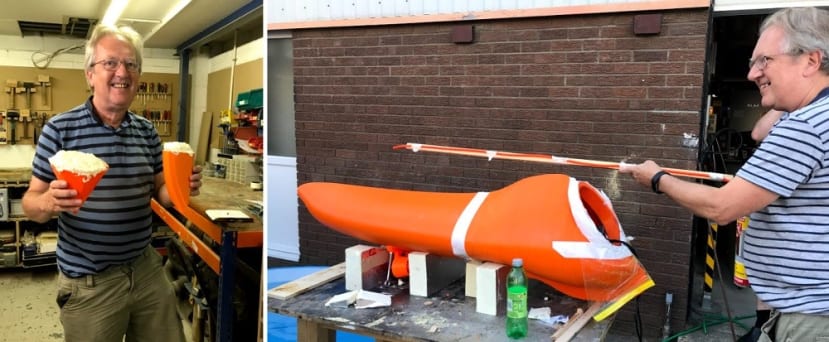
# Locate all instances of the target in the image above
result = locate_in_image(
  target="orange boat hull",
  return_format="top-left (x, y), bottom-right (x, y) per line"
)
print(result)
top-left (298, 174), bottom-right (653, 303)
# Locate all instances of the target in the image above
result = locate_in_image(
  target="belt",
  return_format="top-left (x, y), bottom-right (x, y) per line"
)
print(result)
top-left (60, 247), bottom-right (152, 287)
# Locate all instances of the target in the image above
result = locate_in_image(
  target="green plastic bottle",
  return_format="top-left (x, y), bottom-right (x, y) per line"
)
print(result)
top-left (506, 258), bottom-right (528, 339)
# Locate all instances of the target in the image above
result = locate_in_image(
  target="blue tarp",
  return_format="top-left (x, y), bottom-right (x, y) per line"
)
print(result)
top-left (267, 267), bottom-right (371, 342)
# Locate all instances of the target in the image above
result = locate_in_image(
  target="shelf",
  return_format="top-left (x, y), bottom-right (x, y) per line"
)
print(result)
top-left (0, 178), bottom-right (29, 187)
top-left (5, 216), bottom-right (30, 222)
top-left (21, 251), bottom-right (56, 268)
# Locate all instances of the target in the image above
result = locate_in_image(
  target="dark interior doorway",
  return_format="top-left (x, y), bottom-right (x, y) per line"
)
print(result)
top-left (689, 11), bottom-right (772, 324)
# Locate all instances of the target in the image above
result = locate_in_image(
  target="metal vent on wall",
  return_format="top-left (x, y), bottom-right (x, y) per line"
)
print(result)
top-left (18, 17), bottom-right (96, 38)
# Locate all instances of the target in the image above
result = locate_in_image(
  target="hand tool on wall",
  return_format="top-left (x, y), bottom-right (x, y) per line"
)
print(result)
top-left (22, 82), bottom-right (36, 109)
top-left (5, 80), bottom-right (17, 109)
top-left (138, 82), bottom-right (147, 105)
top-left (394, 142), bottom-right (735, 183)
top-left (32, 112), bottom-right (40, 144)
top-left (20, 110), bottom-right (30, 140)
top-left (37, 75), bottom-right (50, 107)
top-left (15, 87), bottom-right (25, 108)
top-left (5, 88), bottom-right (12, 108)
top-left (33, 112), bottom-right (47, 144)
top-left (0, 112), bottom-right (6, 144)
top-left (6, 110), bottom-right (19, 145)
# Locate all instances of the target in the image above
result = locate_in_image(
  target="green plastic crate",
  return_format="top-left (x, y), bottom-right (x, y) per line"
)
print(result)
top-left (236, 88), bottom-right (263, 110)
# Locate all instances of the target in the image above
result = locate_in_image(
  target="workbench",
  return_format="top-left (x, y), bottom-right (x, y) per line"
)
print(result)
top-left (269, 274), bottom-right (614, 341)
top-left (152, 176), bottom-right (263, 342)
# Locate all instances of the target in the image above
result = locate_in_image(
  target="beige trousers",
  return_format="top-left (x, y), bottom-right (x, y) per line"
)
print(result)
top-left (758, 310), bottom-right (829, 342)
top-left (56, 246), bottom-right (185, 342)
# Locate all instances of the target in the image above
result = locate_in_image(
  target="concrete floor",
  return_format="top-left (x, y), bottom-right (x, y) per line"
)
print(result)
top-left (0, 267), bottom-right (63, 342)
top-left (0, 266), bottom-right (194, 342)
top-left (601, 240), bottom-right (758, 342)
top-left (672, 268), bottom-right (758, 342)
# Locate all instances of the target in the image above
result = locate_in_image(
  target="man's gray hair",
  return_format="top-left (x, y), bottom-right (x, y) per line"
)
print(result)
top-left (83, 24), bottom-right (144, 73)
top-left (761, 7), bottom-right (829, 73)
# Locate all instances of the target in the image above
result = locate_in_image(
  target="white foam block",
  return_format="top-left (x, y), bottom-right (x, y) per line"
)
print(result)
top-left (345, 245), bottom-right (389, 291)
top-left (465, 259), bottom-right (484, 298)
top-left (408, 252), bottom-right (466, 297)
top-left (476, 262), bottom-right (508, 316)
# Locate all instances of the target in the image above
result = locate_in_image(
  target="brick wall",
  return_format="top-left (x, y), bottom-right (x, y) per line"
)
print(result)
top-left (293, 8), bottom-right (709, 338)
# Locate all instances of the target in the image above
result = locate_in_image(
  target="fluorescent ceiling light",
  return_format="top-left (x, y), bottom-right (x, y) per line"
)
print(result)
top-left (101, 0), bottom-right (129, 25)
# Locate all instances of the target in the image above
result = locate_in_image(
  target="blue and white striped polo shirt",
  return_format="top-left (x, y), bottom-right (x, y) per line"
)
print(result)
top-left (31, 97), bottom-right (162, 277)
top-left (737, 90), bottom-right (829, 314)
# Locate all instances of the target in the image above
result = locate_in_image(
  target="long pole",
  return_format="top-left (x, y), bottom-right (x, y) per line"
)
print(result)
top-left (393, 142), bottom-right (733, 183)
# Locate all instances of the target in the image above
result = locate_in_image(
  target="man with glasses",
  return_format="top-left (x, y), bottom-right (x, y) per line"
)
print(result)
top-left (22, 24), bottom-right (200, 341)
top-left (621, 7), bottom-right (829, 341)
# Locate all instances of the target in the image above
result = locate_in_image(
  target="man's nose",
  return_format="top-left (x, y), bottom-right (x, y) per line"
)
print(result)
top-left (114, 61), bottom-right (131, 76)
top-left (747, 65), bottom-right (761, 82)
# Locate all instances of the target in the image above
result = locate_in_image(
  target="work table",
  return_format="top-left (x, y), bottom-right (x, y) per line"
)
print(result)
top-left (269, 274), bottom-right (613, 341)
top-left (190, 176), bottom-right (262, 233)
top-left (152, 175), bottom-right (263, 342)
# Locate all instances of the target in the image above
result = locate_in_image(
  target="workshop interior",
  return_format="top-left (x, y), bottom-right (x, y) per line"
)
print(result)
top-left (0, 1), bottom-right (264, 341)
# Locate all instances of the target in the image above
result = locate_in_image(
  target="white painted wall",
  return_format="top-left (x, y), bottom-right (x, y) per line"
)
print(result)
top-left (0, 35), bottom-right (179, 73)
top-left (267, 0), bottom-right (681, 23)
top-left (713, 0), bottom-right (829, 12)
top-left (266, 155), bottom-right (299, 261)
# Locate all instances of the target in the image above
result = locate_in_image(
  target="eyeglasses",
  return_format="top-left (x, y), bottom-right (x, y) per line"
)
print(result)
top-left (90, 58), bottom-right (140, 72)
top-left (748, 50), bottom-right (804, 71)
top-left (748, 54), bottom-right (785, 71)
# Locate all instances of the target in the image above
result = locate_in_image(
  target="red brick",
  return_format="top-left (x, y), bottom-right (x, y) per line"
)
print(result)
top-left (292, 9), bottom-right (711, 339)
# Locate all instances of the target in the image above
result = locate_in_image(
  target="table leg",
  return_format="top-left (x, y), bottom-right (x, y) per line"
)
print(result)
top-left (297, 319), bottom-right (335, 342)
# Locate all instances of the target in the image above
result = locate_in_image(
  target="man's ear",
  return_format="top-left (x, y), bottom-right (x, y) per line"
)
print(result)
top-left (804, 50), bottom-right (824, 76)
top-left (84, 68), bottom-right (94, 89)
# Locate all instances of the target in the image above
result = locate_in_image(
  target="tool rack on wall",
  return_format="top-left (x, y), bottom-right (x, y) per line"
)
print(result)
top-left (132, 81), bottom-right (174, 137)
top-left (2, 77), bottom-right (52, 146)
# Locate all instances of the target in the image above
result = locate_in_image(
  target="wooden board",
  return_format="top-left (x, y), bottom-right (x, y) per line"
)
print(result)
top-left (553, 301), bottom-right (605, 342)
top-left (268, 263), bottom-right (346, 300)
top-left (195, 111), bottom-right (212, 165)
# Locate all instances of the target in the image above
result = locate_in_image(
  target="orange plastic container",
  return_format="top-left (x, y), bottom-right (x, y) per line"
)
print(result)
top-left (52, 167), bottom-right (108, 202)
top-left (298, 174), bottom-right (653, 305)
top-left (162, 150), bottom-right (194, 208)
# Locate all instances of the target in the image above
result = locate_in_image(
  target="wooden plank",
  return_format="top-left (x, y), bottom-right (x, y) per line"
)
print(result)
top-left (195, 111), bottom-right (212, 166)
top-left (268, 263), bottom-right (346, 300)
top-left (552, 301), bottom-right (605, 342)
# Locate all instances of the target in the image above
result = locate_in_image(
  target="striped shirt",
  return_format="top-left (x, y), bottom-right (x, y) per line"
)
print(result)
top-left (32, 97), bottom-right (162, 277)
top-left (737, 90), bottom-right (829, 314)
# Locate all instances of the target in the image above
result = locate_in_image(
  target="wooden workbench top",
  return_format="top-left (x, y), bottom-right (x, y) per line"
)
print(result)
top-left (269, 276), bottom-right (613, 341)
top-left (189, 176), bottom-right (262, 232)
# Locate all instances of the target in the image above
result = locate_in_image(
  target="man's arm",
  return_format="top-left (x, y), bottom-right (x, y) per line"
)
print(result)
top-left (154, 173), bottom-right (173, 207)
top-left (619, 161), bottom-right (778, 225)
top-left (751, 109), bottom-right (783, 142)
top-left (22, 176), bottom-right (82, 223)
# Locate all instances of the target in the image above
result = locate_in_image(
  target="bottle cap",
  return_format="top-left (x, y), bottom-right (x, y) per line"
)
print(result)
top-left (512, 258), bottom-right (523, 267)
